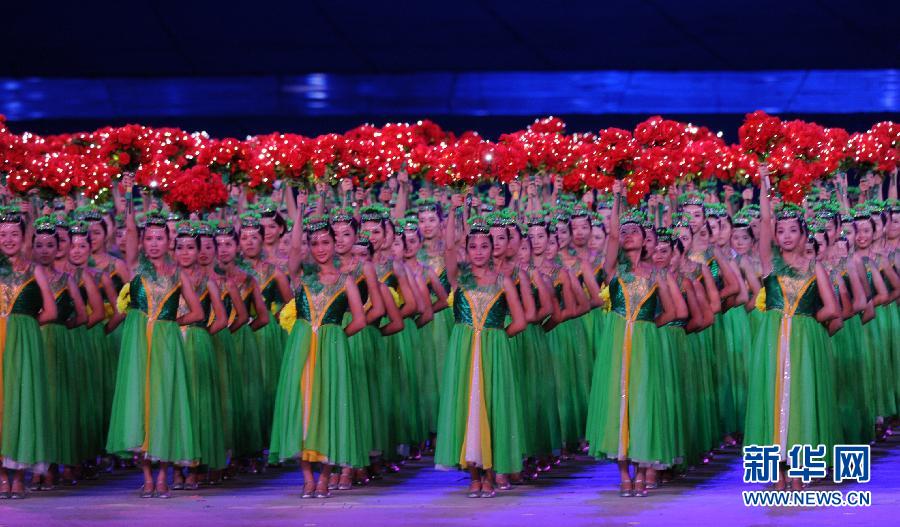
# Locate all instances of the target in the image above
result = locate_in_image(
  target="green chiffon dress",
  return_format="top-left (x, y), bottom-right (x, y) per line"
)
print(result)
top-left (435, 271), bottom-right (523, 474)
top-left (106, 272), bottom-right (198, 465)
top-left (42, 271), bottom-right (78, 467)
top-left (744, 265), bottom-right (840, 465)
top-left (181, 276), bottom-right (227, 470)
top-left (269, 271), bottom-right (367, 468)
top-left (210, 288), bottom-right (242, 458)
top-left (233, 283), bottom-right (266, 457)
top-left (831, 270), bottom-right (875, 445)
top-left (545, 268), bottom-right (587, 448)
top-left (255, 267), bottom-right (288, 445)
top-left (343, 268), bottom-right (376, 458)
top-left (586, 272), bottom-right (670, 467)
top-left (0, 265), bottom-right (53, 472)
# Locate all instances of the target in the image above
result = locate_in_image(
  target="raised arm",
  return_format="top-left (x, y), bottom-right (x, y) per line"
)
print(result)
top-left (444, 194), bottom-right (464, 287)
top-left (758, 164), bottom-right (774, 276)
top-left (287, 190), bottom-right (308, 277)
top-left (602, 181), bottom-right (624, 281)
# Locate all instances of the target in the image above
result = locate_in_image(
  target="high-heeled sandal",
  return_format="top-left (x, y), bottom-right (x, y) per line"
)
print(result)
top-left (315, 481), bottom-right (332, 499)
top-left (140, 482), bottom-right (155, 499)
top-left (327, 473), bottom-right (339, 490)
top-left (633, 479), bottom-right (648, 497)
top-left (338, 474), bottom-right (353, 491)
top-left (479, 483), bottom-right (496, 498)
top-left (155, 482), bottom-right (171, 499)
top-left (10, 485), bottom-right (26, 500)
top-left (300, 481), bottom-right (316, 499)
top-left (0, 480), bottom-right (10, 500)
top-left (467, 480), bottom-right (482, 498)
top-left (495, 474), bottom-right (512, 491)
top-left (619, 481), bottom-right (634, 497)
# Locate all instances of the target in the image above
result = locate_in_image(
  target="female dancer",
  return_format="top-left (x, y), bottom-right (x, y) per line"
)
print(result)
top-left (172, 221), bottom-right (228, 489)
top-left (106, 186), bottom-right (204, 498)
top-left (0, 207), bottom-right (58, 499)
top-left (434, 195), bottom-right (526, 498)
top-left (269, 214), bottom-right (367, 498)
top-left (744, 167), bottom-right (840, 491)
top-left (28, 217), bottom-right (88, 492)
top-left (215, 219), bottom-right (270, 472)
top-left (238, 212), bottom-right (292, 451)
top-left (585, 183), bottom-right (679, 498)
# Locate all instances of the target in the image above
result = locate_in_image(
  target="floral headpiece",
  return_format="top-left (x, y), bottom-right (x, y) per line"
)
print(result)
top-left (851, 205), bottom-right (871, 221)
top-left (257, 199), bottom-right (278, 217)
top-left (703, 203), bottom-right (727, 218)
top-left (211, 219), bottom-right (236, 237)
top-left (196, 221), bottom-right (214, 237)
top-left (304, 214), bottom-right (330, 235)
top-left (360, 204), bottom-right (388, 223)
top-left (143, 210), bottom-right (168, 228)
top-left (355, 231), bottom-right (372, 247)
top-left (656, 227), bottom-right (675, 243)
top-left (621, 208), bottom-right (648, 226)
top-left (671, 212), bottom-right (692, 228)
top-left (812, 200), bottom-right (840, 221)
top-left (0, 206), bottom-right (23, 224)
top-left (68, 220), bottom-right (89, 236)
top-left (678, 191), bottom-right (705, 207)
top-left (774, 203), bottom-right (803, 221)
top-left (329, 207), bottom-right (354, 225)
top-left (415, 198), bottom-right (440, 214)
top-left (571, 205), bottom-right (591, 219)
top-left (175, 220), bottom-right (199, 238)
top-left (76, 206), bottom-right (103, 222)
top-left (467, 215), bottom-right (490, 235)
top-left (33, 215), bottom-right (58, 235)
top-left (402, 216), bottom-right (419, 231)
top-left (167, 210), bottom-right (182, 222)
top-left (239, 212), bottom-right (262, 229)
top-left (525, 211), bottom-right (547, 227)
top-left (738, 204), bottom-right (761, 219)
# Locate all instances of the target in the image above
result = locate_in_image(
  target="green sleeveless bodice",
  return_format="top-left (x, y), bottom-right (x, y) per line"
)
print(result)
top-left (295, 276), bottom-right (349, 327)
top-left (609, 275), bottom-right (659, 322)
top-left (0, 266), bottom-right (43, 319)
top-left (129, 273), bottom-right (182, 321)
top-left (186, 276), bottom-right (212, 328)
top-left (452, 283), bottom-right (509, 330)
top-left (762, 272), bottom-right (822, 317)
top-left (259, 266), bottom-right (284, 313)
top-left (50, 273), bottom-right (76, 324)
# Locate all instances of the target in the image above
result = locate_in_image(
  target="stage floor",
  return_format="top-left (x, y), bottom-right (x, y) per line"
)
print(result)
top-left (3, 435), bottom-right (897, 526)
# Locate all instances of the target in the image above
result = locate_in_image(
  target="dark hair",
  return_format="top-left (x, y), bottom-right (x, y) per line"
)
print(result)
top-left (32, 230), bottom-right (60, 246)
top-left (272, 212), bottom-right (287, 235)
top-left (215, 230), bottom-right (239, 244)
top-left (175, 233), bottom-right (201, 250)
top-left (466, 231), bottom-right (494, 250)
top-left (88, 218), bottom-right (108, 236)
top-left (673, 239), bottom-right (686, 255)
top-left (142, 224), bottom-right (170, 238)
top-left (854, 216), bottom-right (877, 232)
top-left (0, 217), bottom-right (26, 234)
